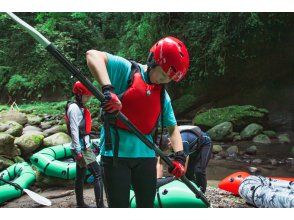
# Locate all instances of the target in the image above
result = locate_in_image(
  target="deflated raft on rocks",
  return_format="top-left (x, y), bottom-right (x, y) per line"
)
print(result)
top-left (0, 162), bottom-right (36, 204)
top-left (30, 139), bottom-right (100, 179)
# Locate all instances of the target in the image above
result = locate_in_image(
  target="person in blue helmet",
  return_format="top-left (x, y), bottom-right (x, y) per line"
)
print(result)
top-left (157, 125), bottom-right (212, 193)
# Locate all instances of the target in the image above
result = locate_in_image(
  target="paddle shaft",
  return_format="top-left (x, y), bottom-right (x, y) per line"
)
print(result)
top-left (7, 13), bottom-right (211, 207)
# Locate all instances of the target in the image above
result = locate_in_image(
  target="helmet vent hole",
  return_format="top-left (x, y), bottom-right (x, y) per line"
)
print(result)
top-left (179, 52), bottom-right (184, 57)
top-left (178, 43), bottom-right (182, 47)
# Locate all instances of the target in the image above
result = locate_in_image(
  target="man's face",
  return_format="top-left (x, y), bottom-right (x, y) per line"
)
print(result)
top-left (149, 66), bottom-right (172, 84)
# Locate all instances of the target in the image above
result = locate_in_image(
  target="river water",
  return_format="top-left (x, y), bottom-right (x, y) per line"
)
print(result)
top-left (207, 140), bottom-right (294, 183)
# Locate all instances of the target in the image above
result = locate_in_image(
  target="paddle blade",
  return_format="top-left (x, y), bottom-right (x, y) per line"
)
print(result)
top-left (23, 189), bottom-right (52, 206)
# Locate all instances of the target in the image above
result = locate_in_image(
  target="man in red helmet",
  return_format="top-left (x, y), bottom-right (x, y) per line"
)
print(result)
top-left (65, 81), bottom-right (104, 208)
top-left (86, 36), bottom-right (190, 208)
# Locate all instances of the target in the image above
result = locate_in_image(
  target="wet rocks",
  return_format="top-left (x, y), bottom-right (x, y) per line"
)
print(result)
top-left (0, 156), bottom-right (14, 171)
top-left (14, 133), bottom-right (44, 156)
top-left (43, 132), bottom-right (71, 147)
top-left (212, 144), bottom-right (223, 154)
top-left (277, 133), bottom-right (291, 144)
top-left (253, 134), bottom-right (271, 144)
top-left (0, 133), bottom-right (19, 158)
top-left (43, 125), bottom-right (67, 137)
top-left (245, 145), bottom-right (257, 155)
top-left (240, 123), bottom-right (263, 140)
top-left (0, 121), bottom-right (23, 137)
top-left (0, 110), bottom-right (28, 126)
top-left (27, 114), bottom-right (43, 126)
top-left (207, 122), bottom-right (233, 141)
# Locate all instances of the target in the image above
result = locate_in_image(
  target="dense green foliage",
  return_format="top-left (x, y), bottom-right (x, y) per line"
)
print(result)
top-left (0, 12), bottom-right (293, 103)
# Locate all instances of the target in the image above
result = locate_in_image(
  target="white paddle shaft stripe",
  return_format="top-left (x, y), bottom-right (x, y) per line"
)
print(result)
top-left (6, 12), bottom-right (51, 48)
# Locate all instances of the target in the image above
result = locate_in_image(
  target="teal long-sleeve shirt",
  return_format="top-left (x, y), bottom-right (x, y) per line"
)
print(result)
top-left (99, 53), bottom-right (177, 158)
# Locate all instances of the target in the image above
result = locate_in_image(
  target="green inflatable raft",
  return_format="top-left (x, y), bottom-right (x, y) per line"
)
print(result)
top-left (0, 162), bottom-right (36, 204)
top-left (129, 177), bottom-right (208, 208)
top-left (30, 139), bottom-right (99, 179)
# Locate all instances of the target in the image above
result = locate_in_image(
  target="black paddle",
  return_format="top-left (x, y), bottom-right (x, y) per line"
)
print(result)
top-left (6, 12), bottom-right (211, 207)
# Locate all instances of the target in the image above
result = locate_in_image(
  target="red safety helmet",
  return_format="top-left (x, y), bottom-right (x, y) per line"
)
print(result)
top-left (148, 36), bottom-right (190, 82)
top-left (72, 81), bottom-right (93, 96)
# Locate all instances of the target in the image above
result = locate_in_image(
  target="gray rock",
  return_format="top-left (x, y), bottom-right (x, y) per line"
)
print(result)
top-left (14, 133), bottom-right (44, 156)
top-left (27, 114), bottom-right (43, 126)
top-left (226, 145), bottom-right (239, 154)
top-left (207, 122), bottom-right (233, 141)
top-left (0, 156), bottom-right (14, 171)
top-left (40, 120), bottom-right (57, 130)
top-left (43, 125), bottom-right (67, 137)
top-left (233, 134), bottom-right (241, 142)
top-left (0, 133), bottom-right (19, 157)
top-left (43, 132), bottom-right (71, 147)
top-left (252, 158), bottom-right (262, 164)
top-left (240, 123), bottom-right (263, 140)
top-left (212, 144), bottom-right (223, 154)
top-left (277, 133), bottom-right (291, 144)
top-left (253, 134), bottom-right (271, 144)
top-left (0, 110), bottom-right (28, 126)
top-left (23, 125), bottom-right (42, 133)
top-left (245, 145), bottom-right (257, 155)
top-left (262, 130), bottom-right (277, 138)
top-left (0, 121), bottom-right (23, 137)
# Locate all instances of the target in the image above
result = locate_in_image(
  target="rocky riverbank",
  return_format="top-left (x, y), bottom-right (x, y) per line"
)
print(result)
top-left (1, 183), bottom-right (250, 208)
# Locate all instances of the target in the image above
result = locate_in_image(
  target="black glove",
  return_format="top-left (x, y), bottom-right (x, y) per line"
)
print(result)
top-left (101, 85), bottom-right (122, 113)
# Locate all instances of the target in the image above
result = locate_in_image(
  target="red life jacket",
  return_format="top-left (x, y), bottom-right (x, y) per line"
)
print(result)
top-left (65, 101), bottom-right (92, 138)
top-left (115, 62), bottom-right (163, 134)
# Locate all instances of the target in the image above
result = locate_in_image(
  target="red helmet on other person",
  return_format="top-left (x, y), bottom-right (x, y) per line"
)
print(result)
top-left (72, 81), bottom-right (93, 96)
top-left (149, 36), bottom-right (190, 82)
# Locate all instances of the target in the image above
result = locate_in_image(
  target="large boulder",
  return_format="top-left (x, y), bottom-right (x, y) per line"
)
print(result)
top-left (23, 125), bottom-right (42, 133)
top-left (245, 145), bottom-right (257, 155)
top-left (262, 130), bottom-right (277, 138)
top-left (14, 133), bottom-right (44, 156)
top-left (193, 105), bottom-right (268, 131)
top-left (40, 120), bottom-right (57, 130)
top-left (207, 122), bottom-right (233, 141)
top-left (43, 132), bottom-right (71, 147)
top-left (253, 134), bottom-right (271, 144)
top-left (0, 133), bottom-right (19, 157)
top-left (0, 110), bottom-right (28, 126)
top-left (0, 156), bottom-right (14, 171)
top-left (27, 114), bottom-right (43, 126)
top-left (22, 125), bottom-right (44, 136)
top-left (43, 124), bottom-right (67, 137)
top-left (212, 144), bottom-right (223, 154)
top-left (35, 170), bottom-right (74, 188)
top-left (277, 133), bottom-right (291, 144)
top-left (226, 145), bottom-right (239, 154)
top-left (240, 123), bottom-right (263, 140)
top-left (0, 121), bottom-right (23, 137)
top-left (173, 94), bottom-right (198, 115)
